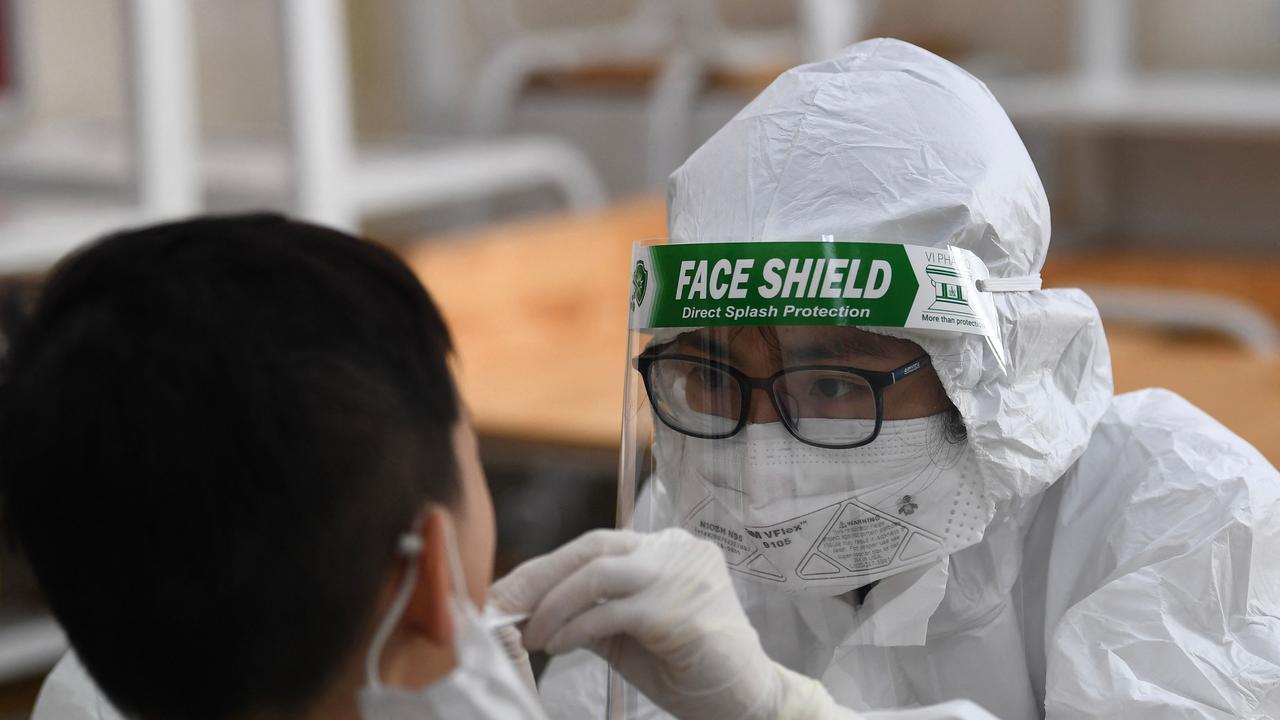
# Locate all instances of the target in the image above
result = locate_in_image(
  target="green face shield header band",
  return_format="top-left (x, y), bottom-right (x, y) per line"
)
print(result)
top-left (628, 240), bottom-right (1006, 365)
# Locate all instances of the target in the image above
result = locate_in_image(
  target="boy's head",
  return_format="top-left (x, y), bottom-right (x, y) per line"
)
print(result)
top-left (0, 215), bottom-right (495, 719)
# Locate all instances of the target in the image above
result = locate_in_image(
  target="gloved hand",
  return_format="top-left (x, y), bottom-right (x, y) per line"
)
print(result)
top-left (490, 527), bottom-right (861, 720)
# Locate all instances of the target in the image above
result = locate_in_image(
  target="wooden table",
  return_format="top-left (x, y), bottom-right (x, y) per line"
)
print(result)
top-left (406, 198), bottom-right (664, 448)
top-left (405, 197), bottom-right (1280, 462)
top-left (1043, 251), bottom-right (1280, 324)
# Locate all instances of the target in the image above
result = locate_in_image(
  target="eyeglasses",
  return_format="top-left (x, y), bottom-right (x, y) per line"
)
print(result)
top-left (635, 351), bottom-right (932, 449)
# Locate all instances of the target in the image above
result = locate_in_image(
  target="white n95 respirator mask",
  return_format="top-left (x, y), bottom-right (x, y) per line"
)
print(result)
top-left (657, 414), bottom-right (994, 596)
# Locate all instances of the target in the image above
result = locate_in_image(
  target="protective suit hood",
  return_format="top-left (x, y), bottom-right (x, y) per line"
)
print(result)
top-left (667, 38), bottom-right (1112, 504)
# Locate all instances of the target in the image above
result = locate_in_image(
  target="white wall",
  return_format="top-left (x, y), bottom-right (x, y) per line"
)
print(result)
top-left (11, 0), bottom-right (1280, 249)
top-left (19, 0), bottom-right (126, 125)
top-left (21, 0), bottom-right (1280, 131)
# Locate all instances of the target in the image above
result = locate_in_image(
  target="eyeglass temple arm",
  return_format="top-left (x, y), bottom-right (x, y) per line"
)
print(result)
top-left (890, 354), bottom-right (933, 384)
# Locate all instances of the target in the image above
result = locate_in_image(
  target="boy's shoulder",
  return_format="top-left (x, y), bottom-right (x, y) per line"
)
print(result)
top-left (32, 652), bottom-right (124, 720)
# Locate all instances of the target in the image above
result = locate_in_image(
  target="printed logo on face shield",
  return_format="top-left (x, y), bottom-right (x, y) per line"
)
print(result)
top-left (925, 265), bottom-right (975, 317)
top-left (897, 495), bottom-right (918, 516)
top-left (631, 260), bottom-right (649, 310)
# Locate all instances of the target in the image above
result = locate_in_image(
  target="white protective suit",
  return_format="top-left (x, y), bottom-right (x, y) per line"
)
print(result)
top-left (539, 39), bottom-right (1280, 719)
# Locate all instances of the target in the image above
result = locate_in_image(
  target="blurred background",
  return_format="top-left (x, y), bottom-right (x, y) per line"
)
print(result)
top-left (0, 0), bottom-right (1278, 714)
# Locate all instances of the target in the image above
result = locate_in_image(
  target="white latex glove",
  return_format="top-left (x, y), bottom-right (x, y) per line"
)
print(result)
top-left (491, 528), bottom-right (861, 720)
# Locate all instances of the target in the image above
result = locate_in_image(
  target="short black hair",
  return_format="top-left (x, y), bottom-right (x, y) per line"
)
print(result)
top-left (0, 215), bottom-right (461, 720)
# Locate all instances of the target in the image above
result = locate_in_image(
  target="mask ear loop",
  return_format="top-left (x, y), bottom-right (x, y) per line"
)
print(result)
top-left (364, 522), bottom-right (426, 691)
top-left (363, 513), bottom-right (472, 691)
top-left (441, 520), bottom-right (471, 608)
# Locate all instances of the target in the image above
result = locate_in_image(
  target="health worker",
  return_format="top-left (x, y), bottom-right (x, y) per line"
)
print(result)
top-left (496, 38), bottom-right (1280, 719)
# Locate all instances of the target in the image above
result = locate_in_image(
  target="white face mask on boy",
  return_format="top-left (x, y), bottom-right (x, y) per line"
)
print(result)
top-left (358, 520), bottom-right (548, 720)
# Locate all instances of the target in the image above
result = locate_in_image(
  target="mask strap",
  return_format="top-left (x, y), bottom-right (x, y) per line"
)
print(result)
top-left (441, 520), bottom-right (471, 606)
top-left (362, 513), bottom-right (472, 691)
top-left (976, 275), bottom-right (1041, 292)
top-left (363, 522), bottom-right (426, 690)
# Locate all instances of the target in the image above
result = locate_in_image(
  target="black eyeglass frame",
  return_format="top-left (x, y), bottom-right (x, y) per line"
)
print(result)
top-left (634, 350), bottom-right (933, 449)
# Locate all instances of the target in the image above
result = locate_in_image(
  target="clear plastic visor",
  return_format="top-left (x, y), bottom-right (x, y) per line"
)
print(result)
top-left (610, 323), bottom-right (995, 718)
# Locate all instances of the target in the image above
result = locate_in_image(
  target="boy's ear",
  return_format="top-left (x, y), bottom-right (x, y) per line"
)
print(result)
top-left (402, 506), bottom-right (454, 647)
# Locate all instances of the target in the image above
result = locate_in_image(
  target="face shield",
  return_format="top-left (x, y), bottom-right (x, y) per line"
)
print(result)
top-left (611, 238), bottom-right (1012, 715)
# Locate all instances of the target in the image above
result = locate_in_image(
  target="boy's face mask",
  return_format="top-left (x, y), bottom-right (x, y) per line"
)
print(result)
top-left (657, 413), bottom-right (994, 596)
top-left (358, 520), bottom-right (547, 720)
